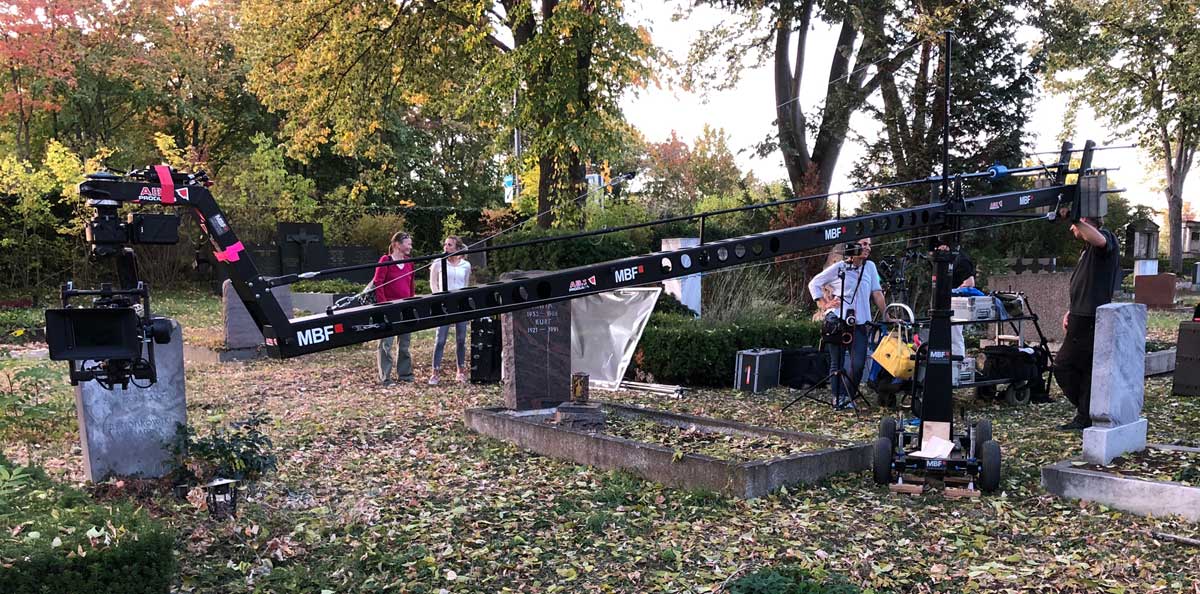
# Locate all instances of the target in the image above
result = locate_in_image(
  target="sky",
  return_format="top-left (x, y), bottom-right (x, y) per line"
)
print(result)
top-left (618, 1), bottom-right (1191, 215)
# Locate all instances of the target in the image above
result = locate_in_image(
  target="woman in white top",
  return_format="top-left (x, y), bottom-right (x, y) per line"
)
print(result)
top-left (429, 235), bottom-right (472, 384)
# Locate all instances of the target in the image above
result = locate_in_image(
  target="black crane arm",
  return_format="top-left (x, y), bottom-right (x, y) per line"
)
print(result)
top-left (75, 143), bottom-right (1100, 361)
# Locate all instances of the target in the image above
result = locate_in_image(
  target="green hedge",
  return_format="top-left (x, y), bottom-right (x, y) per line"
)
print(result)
top-left (633, 314), bottom-right (821, 387)
top-left (0, 456), bottom-right (175, 594)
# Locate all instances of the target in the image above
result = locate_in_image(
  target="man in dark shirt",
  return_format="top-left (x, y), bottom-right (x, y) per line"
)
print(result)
top-left (1053, 216), bottom-right (1120, 430)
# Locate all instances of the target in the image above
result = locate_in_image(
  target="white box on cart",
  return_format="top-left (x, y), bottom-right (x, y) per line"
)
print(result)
top-left (951, 296), bottom-right (997, 321)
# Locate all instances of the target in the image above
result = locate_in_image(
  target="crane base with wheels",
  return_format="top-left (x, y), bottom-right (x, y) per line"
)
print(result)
top-left (873, 415), bottom-right (1002, 496)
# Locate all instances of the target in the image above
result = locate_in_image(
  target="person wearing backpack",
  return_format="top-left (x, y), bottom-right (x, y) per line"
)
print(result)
top-left (1054, 216), bottom-right (1120, 430)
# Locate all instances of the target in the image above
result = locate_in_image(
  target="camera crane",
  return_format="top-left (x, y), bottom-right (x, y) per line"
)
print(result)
top-left (49, 140), bottom-right (1112, 493)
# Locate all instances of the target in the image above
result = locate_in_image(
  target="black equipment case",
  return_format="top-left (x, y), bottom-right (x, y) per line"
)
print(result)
top-left (734, 348), bottom-right (781, 393)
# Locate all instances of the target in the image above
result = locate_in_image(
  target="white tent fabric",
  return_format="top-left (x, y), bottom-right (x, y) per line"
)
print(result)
top-left (660, 238), bottom-right (701, 315)
top-left (570, 287), bottom-right (662, 390)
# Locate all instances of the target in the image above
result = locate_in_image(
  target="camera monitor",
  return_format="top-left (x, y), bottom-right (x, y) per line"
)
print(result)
top-left (45, 307), bottom-right (142, 361)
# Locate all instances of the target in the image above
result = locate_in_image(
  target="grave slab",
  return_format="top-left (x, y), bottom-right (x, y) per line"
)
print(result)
top-left (465, 402), bottom-right (870, 498)
top-left (75, 319), bottom-right (186, 481)
top-left (1042, 445), bottom-right (1200, 522)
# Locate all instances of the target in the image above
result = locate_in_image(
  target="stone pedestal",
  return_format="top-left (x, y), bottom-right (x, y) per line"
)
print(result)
top-left (554, 403), bottom-right (605, 430)
top-left (75, 319), bottom-right (187, 481)
top-left (222, 279), bottom-right (293, 350)
top-left (501, 272), bottom-right (571, 410)
top-left (1082, 303), bottom-right (1148, 465)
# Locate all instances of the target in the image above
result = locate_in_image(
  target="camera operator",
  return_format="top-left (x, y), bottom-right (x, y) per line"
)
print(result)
top-left (1054, 216), bottom-right (1120, 430)
top-left (808, 238), bottom-right (889, 409)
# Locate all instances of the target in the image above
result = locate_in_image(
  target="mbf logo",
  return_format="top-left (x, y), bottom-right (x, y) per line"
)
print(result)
top-left (1018, 194), bottom-right (1032, 206)
top-left (823, 226), bottom-right (846, 240)
top-left (614, 265), bottom-right (644, 284)
top-left (569, 275), bottom-right (598, 292)
top-left (297, 324), bottom-right (344, 346)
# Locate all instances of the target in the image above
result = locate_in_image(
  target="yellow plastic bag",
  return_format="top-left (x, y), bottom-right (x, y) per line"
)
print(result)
top-left (872, 326), bottom-right (915, 380)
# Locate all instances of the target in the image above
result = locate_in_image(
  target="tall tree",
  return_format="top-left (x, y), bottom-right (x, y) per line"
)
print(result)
top-left (0, 0), bottom-right (86, 160)
top-left (238, 0), bottom-right (656, 227)
top-left (1040, 0), bottom-right (1200, 273)
top-left (686, 0), bottom-right (917, 198)
top-left (855, 1), bottom-right (1037, 208)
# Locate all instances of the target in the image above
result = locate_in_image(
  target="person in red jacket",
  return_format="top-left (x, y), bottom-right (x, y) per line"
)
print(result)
top-left (373, 231), bottom-right (416, 385)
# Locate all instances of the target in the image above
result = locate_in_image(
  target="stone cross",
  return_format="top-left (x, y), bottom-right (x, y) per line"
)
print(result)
top-left (1082, 303), bottom-right (1148, 465)
top-left (75, 319), bottom-right (187, 481)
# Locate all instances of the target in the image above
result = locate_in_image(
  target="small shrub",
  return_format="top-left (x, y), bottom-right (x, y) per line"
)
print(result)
top-left (0, 455), bottom-right (175, 594)
top-left (345, 213), bottom-right (407, 253)
top-left (634, 316), bottom-right (820, 387)
top-left (486, 228), bottom-right (637, 273)
top-left (172, 412), bottom-right (278, 484)
top-left (728, 566), bottom-right (861, 594)
top-left (292, 278), bottom-right (362, 294)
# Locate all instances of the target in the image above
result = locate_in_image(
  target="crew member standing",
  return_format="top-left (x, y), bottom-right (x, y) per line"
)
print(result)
top-left (374, 231), bottom-right (416, 385)
top-left (808, 239), bottom-right (889, 409)
top-left (1054, 216), bottom-right (1120, 430)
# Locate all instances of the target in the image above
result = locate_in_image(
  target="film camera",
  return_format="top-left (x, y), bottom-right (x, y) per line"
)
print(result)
top-left (44, 170), bottom-right (190, 388)
top-left (821, 308), bottom-right (856, 346)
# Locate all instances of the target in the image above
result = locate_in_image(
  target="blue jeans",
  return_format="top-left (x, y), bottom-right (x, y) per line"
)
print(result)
top-left (433, 322), bottom-right (469, 370)
top-left (827, 325), bottom-right (870, 406)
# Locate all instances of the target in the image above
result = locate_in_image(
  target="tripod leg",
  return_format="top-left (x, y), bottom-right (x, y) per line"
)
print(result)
top-left (782, 375), bottom-right (833, 411)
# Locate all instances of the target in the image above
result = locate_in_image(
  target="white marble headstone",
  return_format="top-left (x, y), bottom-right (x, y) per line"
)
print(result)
top-left (1082, 303), bottom-right (1148, 465)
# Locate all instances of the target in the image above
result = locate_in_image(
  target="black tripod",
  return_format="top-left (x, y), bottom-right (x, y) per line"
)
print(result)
top-left (784, 261), bottom-right (872, 412)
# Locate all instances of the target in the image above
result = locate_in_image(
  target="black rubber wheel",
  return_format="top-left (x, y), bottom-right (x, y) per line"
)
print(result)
top-left (878, 417), bottom-right (897, 441)
top-left (1005, 382), bottom-right (1031, 406)
top-left (973, 419), bottom-right (993, 458)
top-left (979, 440), bottom-right (1002, 493)
top-left (873, 437), bottom-right (894, 485)
top-left (975, 385), bottom-right (996, 400)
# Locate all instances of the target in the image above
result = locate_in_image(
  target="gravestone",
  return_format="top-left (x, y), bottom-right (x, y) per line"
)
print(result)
top-left (987, 271), bottom-right (1071, 347)
top-left (223, 280), bottom-right (293, 350)
top-left (1172, 321), bottom-right (1200, 396)
top-left (1082, 303), bottom-right (1149, 465)
top-left (277, 222), bottom-right (329, 275)
top-left (500, 271), bottom-right (571, 410)
top-left (326, 246), bottom-right (379, 283)
top-left (75, 319), bottom-right (186, 481)
top-left (1134, 273), bottom-right (1176, 309)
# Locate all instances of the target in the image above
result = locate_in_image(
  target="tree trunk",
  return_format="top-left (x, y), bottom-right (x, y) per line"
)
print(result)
top-left (1168, 177), bottom-right (1183, 273)
top-left (536, 153), bottom-right (556, 228)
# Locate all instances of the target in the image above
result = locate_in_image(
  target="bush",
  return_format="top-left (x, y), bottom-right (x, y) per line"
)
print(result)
top-left (172, 412), bottom-right (278, 484)
top-left (634, 315), bottom-right (821, 387)
top-left (0, 455), bottom-right (176, 594)
top-left (728, 566), bottom-right (860, 594)
top-left (292, 278), bottom-right (362, 294)
top-left (344, 213), bottom-right (407, 254)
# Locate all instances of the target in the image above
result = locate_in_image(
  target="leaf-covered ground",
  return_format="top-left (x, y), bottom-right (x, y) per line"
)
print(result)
top-left (8, 330), bottom-right (1200, 593)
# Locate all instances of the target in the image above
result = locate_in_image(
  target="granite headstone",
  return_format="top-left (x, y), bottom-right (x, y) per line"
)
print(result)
top-left (987, 271), bottom-right (1071, 347)
top-left (1134, 273), bottom-right (1176, 309)
top-left (1082, 303), bottom-right (1149, 465)
top-left (223, 279), bottom-right (293, 350)
top-left (500, 271), bottom-right (571, 410)
top-left (75, 319), bottom-right (187, 481)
